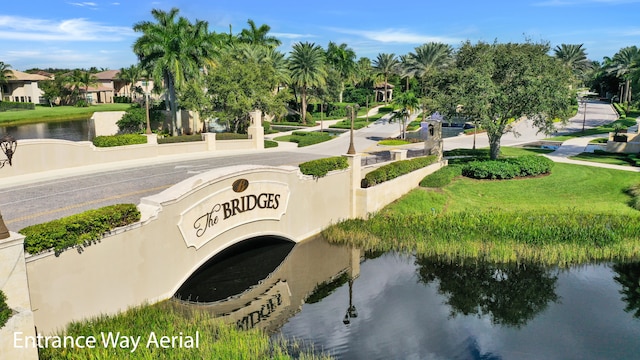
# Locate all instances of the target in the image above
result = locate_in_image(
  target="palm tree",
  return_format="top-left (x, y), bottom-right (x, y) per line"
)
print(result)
top-left (238, 19), bottom-right (281, 48)
top-left (397, 54), bottom-right (416, 92)
top-left (0, 62), bottom-right (13, 101)
top-left (326, 42), bottom-right (356, 103)
top-left (608, 46), bottom-right (640, 111)
top-left (288, 42), bottom-right (327, 124)
top-left (133, 8), bottom-right (218, 135)
top-left (394, 91), bottom-right (419, 139)
top-left (117, 64), bottom-right (144, 101)
top-left (553, 44), bottom-right (592, 86)
top-left (352, 57), bottom-right (374, 88)
top-left (406, 42), bottom-right (453, 95)
top-left (66, 69), bottom-right (98, 104)
top-left (373, 53), bottom-right (399, 103)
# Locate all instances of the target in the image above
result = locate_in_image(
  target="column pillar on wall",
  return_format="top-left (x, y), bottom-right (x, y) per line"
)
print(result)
top-left (0, 232), bottom-right (38, 360)
top-left (344, 154), bottom-right (361, 218)
top-left (390, 149), bottom-right (407, 161)
top-left (248, 109), bottom-right (264, 150)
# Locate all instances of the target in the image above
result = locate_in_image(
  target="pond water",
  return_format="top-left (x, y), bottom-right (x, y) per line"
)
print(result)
top-left (175, 235), bottom-right (640, 360)
top-left (0, 119), bottom-right (92, 141)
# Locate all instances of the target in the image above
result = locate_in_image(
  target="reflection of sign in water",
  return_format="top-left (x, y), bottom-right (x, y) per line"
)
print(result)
top-left (178, 180), bottom-right (290, 248)
top-left (223, 280), bottom-right (292, 331)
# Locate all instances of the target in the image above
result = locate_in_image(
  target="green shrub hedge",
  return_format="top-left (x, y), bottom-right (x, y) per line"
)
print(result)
top-left (290, 131), bottom-right (333, 147)
top-left (299, 156), bottom-right (349, 178)
top-left (92, 134), bottom-right (147, 147)
top-left (216, 133), bottom-right (248, 140)
top-left (462, 155), bottom-right (553, 180)
top-left (20, 204), bottom-right (141, 255)
top-left (0, 101), bottom-right (36, 111)
top-left (157, 134), bottom-right (202, 144)
top-left (0, 290), bottom-right (10, 329)
top-left (420, 165), bottom-right (463, 188)
top-left (614, 102), bottom-right (627, 118)
top-left (362, 156), bottom-right (438, 188)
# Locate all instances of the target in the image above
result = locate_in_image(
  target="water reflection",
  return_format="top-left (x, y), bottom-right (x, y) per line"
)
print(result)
top-left (613, 261), bottom-right (640, 318)
top-left (0, 119), bottom-right (91, 141)
top-left (173, 235), bottom-right (640, 359)
top-left (415, 257), bottom-right (559, 327)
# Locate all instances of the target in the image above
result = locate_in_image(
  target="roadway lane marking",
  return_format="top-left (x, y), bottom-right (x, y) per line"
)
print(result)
top-left (6, 185), bottom-right (169, 225)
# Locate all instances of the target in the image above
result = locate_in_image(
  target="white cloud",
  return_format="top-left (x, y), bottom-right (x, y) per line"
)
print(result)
top-left (271, 32), bottom-right (315, 39)
top-left (0, 16), bottom-right (135, 42)
top-left (330, 27), bottom-right (461, 44)
top-left (68, 2), bottom-right (98, 7)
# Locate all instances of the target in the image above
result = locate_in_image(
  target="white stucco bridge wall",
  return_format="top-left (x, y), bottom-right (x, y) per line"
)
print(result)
top-left (1, 154), bottom-right (445, 359)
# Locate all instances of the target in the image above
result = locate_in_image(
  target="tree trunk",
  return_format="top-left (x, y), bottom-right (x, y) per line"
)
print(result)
top-left (625, 79), bottom-right (631, 113)
top-left (339, 81), bottom-right (344, 103)
top-left (384, 75), bottom-right (388, 104)
top-left (301, 86), bottom-right (307, 125)
top-left (489, 134), bottom-right (501, 160)
top-left (168, 74), bottom-right (179, 136)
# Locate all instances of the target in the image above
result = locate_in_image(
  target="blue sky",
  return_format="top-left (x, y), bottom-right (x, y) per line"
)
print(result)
top-left (1, 0), bottom-right (640, 71)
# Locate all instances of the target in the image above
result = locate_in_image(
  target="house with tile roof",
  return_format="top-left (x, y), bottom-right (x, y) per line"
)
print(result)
top-left (1, 70), bottom-right (52, 104)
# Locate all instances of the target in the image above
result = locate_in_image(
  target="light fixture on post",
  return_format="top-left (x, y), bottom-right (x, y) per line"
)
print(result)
top-left (346, 104), bottom-right (359, 155)
top-left (0, 134), bottom-right (17, 239)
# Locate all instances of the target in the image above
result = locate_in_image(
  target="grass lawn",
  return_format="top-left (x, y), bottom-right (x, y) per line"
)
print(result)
top-left (324, 147), bottom-right (640, 265)
top-left (0, 103), bottom-right (133, 126)
top-left (545, 109), bottom-right (638, 142)
top-left (273, 131), bottom-right (334, 147)
top-left (568, 151), bottom-right (637, 167)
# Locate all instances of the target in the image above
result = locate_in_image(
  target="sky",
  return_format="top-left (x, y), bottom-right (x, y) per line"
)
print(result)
top-left (1, 0), bottom-right (640, 71)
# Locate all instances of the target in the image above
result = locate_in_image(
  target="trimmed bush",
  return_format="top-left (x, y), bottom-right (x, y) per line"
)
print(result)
top-left (0, 101), bottom-right (35, 111)
top-left (20, 204), bottom-right (141, 255)
top-left (93, 134), bottom-right (147, 147)
top-left (300, 156), bottom-right (349, 178)
top-left (0, 290), bottom-right (10, 329)
top-left (420, 165), bottom-right (463, 188)
top-left (462, 155), bottom-right (553, 180)
top-left (216, 132), bottom-right (248, 140)
top-left (362, 156), bottom-right (438, 188)
top-left (157, 134), bottom-right (202, 144)
top-left (264, 139), bottom-right (278, 148)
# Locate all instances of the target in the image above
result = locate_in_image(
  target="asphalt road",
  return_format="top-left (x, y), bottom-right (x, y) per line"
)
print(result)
top-left (1, 101), bottom-right (619, 231)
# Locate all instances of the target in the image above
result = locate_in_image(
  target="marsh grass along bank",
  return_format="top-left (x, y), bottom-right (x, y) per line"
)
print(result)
top-left (324, 161), bottom-right (640, 266)
top-left (37, 301), bottom-right (331, 360)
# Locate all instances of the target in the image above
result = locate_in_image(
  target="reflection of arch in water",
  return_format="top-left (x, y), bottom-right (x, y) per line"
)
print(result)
top-left (175, 235), bottom-right (295, 303)
top-left (172, 235), bottom-right (360, 333)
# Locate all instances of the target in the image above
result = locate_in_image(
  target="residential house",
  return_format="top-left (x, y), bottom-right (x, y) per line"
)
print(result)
top-left (1, 70), bottom-right (52, 104)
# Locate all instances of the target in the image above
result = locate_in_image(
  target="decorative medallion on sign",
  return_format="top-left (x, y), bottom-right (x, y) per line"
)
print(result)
top-left (232, 179), bottom-right (249, 193)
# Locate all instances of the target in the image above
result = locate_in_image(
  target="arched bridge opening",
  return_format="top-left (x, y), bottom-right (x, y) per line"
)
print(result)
top-left (175, 235), bottom-right (295, 303)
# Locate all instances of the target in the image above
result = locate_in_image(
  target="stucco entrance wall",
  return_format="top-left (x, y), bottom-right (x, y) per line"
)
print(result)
top-left (25, 164), bottom-right (352, 334)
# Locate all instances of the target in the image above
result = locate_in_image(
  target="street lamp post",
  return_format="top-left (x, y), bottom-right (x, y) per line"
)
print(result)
top-left (0, 134), bottom-right (17, 239)
top-left (143, 80), bottom-right (152, 135)
top-left (581, 97), bottom-right (587, 133)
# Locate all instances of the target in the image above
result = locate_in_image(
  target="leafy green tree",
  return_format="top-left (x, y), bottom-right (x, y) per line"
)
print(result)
top-left (133, 8), bottom-right (219, 135)
top-left (0, 61), bottom-right (12, 101)
top-left (238, 19), bottom-right (281, 48)
top-left (393, 91), bottom-right (419, 139)
top-left (373, 53), bottom-right (399, 103)
top-left (205, 48), bottom-right (288, 132)
top-left (435, 41), bottom-right (573, 159)
top-left (416, 257), bottom-right (559, 327)
top-left (38, 76), bottom-right (70, 106)
top-left (288, 42), bottom-right (327, 124)
top-left (325, 42), bottom-right (356, 103)
top-left (352, 57), bottom-right (374, 89)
